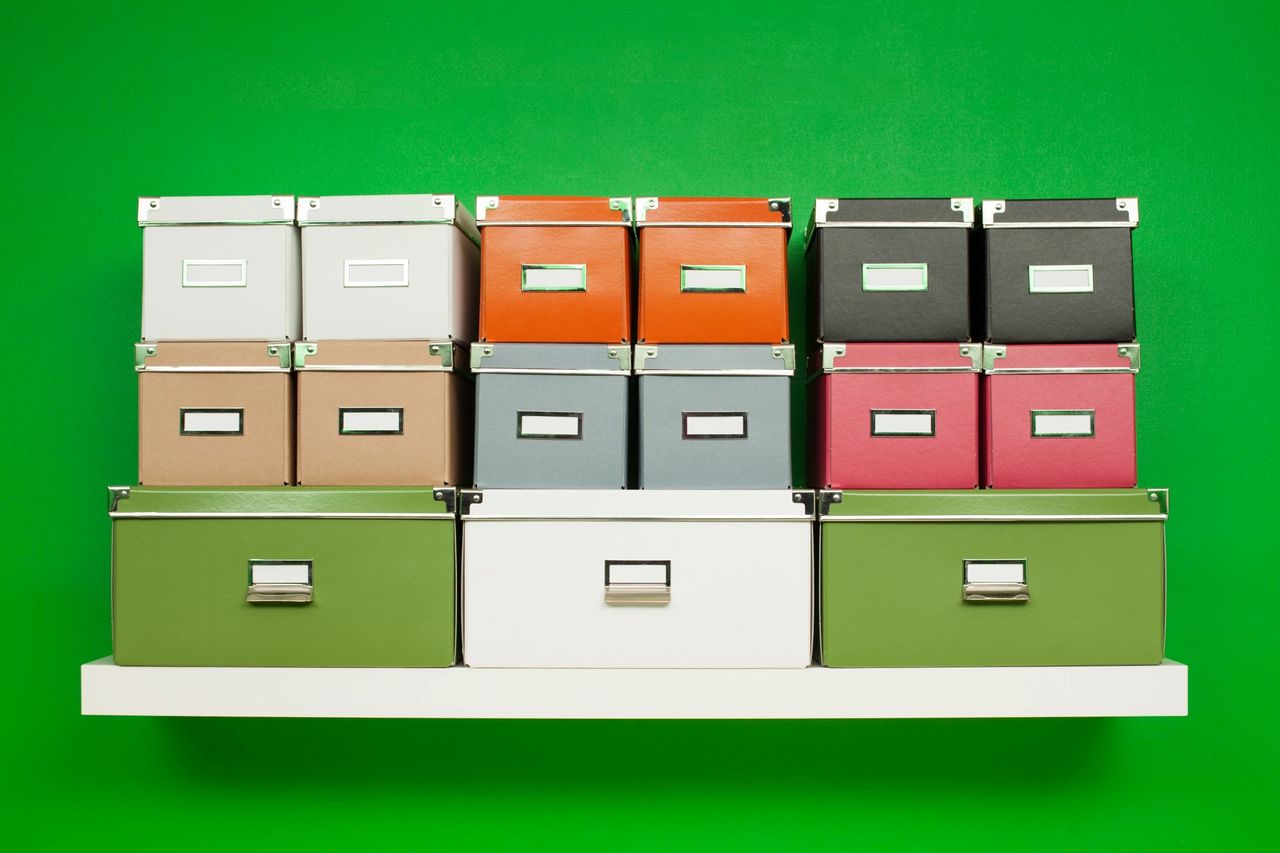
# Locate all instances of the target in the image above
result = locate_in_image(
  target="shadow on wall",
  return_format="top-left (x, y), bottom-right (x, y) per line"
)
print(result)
top-left (158, 715), bottom-right (1114, 794)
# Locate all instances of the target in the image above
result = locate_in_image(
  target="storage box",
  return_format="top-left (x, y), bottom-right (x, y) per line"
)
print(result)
top-left (461, 489), bottom-right (813, 668)
top-left (636, 344), bottom-right (794, 488)
top-left (109, 486), bottom-right (458, 667)
top-left (476, 196), bottom-right (632, 343)
top-left (982, 198), bottom-right (1139, 342)
top-left (294, 341), bottom-right (469, 486)
top-left (811, 343), bottom-right (981, 489)
top-left (805, 198), bottom-right (974, 342)
top-left (297, 194), bottom-right (479, 341)
top-left (819, 489), bottom-right (1167, 667)
top-left (138, 195), bottom-right (300, 341)
top-left (136, 341), bottom-right (294, 486)
top-left (984, 343), bottom-right (1139, 488)
top-left (472, 343), bottom-right (630, 488)
top-left (636, 197), bottom-right (791, 344)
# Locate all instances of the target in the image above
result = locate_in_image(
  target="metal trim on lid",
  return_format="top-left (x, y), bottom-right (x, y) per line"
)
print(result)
top-left (292, 341), bottom-right (458, 372)
top-left (633, 344), bottom-right (796, 376)
top-left (138, 196), bottom-right (296, 226)
top-left (982, 344), bottom-right (1140, 374)
top-left (296, 195), bottom-right (480, 246)
top-left (982, 198), bottom-right (1139, 228)
top-left (469, 343), bottom-right (632, 374)
top-left (634, 197), bottom-right (793, 229)
top-left (474, 196), bottom-right (633, 227)
top-left (816, 343), bottom-right (983, 374)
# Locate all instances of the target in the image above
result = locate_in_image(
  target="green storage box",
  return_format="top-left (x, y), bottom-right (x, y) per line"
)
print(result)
top-left (819, 489), bottom-right (1167, 667)
top-left (109, 486), bottom-right (457, 667)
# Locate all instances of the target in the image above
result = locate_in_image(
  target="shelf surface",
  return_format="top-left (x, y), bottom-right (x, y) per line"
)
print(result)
top-left (81, 657), bottom-right (1187, 719)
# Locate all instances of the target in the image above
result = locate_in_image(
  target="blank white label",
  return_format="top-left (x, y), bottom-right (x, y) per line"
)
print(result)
top-left (683, 413), bottom-right (747, 438)
top-left (345, 259), bottom-right (409, 287)
top-left (862, 263), bottom-right (928, 292)
top-left (518, 413), bottom-right (582, 438)
top-left (965, 562), bottom-right (1026, 584)
top-left (180, 410), bottom-right (243, 434)
top-left (182, 259), bottom-right (246, 287)
top-left (871, 411), bottom-right (935, 436)
top-left (1029, 264), bottom-right (1094, 293)
top-left (1032, 411), bottom-right (1094, 437)
top-left (606, 562), bottom-right (670, 585)
top-left (521, 264), bottom-right (586, 291)
top-left (680, 265), bottom-right (746, 292)
top-left (250, 562), bottom-right (311, 585)
top-left (340, 409), bottom-right (403, 434)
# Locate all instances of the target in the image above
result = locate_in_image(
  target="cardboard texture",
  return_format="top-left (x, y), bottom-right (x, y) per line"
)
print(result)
top-left (637, 197), bottom-right (790, 344)
top-left (820, 489), bottom-right (1166, 667)
top-left (295, 341), bottom-right (470, 486)
top-left (477, 196), bottom-right (632, 342)
top-left (110, 487), bottom-right (457, 667)
top-left (811, 343), bottom-right (980, 489)
top-left (806, 198), bottom-right (973, 342)
top-left (136, 341), bottom-right (293, 486)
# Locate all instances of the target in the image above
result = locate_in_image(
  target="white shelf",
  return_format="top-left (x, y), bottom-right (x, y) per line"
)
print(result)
top-left (80, 657), bottom-right (1187, 719)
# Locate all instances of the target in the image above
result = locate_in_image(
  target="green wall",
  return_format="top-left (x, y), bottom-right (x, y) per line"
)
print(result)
top-left (3, 1), bottom-right (1276, 848)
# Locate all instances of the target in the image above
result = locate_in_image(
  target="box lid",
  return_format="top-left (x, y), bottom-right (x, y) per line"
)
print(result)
top-left (983, 343), bottom-right (1140, 373)
top-left (635, 344), bottom-right (795, 375)
top-left (108, 486), bottom-right (456, 517)
top-left (814, 343), bottom-right (981, 374)
top-left (475, 196), bottom-right (632, 227)
top-left (470, 342), bottom-right (631, 373)
top-left (819, 488), bottom-right (1167, 521)
top-left (805, 197), bottom-right (973, 250)
top-left (460, 488), bottom-right (813, 520)
top-left (635, 197), bottom-right (791, 229)
top-left (134, 341), bottom-right (292, 372)
top-left (138, 195), bottom-right (295, 226)
top-left (296, 194), bottom-right (479, 243)
top-left (982, 198), bottom-right (1139, 228)
top-left (294, 340), bottom-right (458, 371)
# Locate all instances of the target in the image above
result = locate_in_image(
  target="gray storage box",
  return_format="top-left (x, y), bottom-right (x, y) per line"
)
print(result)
top-left (636, 344), bottom-right (794, 488)
top-left (472, 343), bottom-right (630, 488)
top-left (297, 194), bottom-right (480, 341)
top-left (138, 196), bottom-right (301, 341)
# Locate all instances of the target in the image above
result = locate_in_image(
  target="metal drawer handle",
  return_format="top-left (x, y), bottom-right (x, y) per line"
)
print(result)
top-left (962, 560), bottom-right (1028, 603)
top-left (246, 560), bottom-right (313, 605)
top-left (604, 560), bottom-right (671, 607)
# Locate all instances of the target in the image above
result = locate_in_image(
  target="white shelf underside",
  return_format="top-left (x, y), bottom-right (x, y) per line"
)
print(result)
top-left (81, 657), bottom-right (1187, 719)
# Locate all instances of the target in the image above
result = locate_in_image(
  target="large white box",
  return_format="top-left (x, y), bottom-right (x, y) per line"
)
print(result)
top-left (139, 195), bottom-right (300, 341)
top-left (461, 489), bottom-right (814, 668)
top-left (297, 194), bottom-right (479, 340)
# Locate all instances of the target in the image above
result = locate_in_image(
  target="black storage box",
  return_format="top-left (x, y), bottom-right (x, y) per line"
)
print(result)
top-left (982, 198), bottom-right (1139, 343)
top-left (805, 198), bottom-right (974, 343)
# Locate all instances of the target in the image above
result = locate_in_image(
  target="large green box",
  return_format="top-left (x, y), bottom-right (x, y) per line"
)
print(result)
top-left (110, 486), bottom-right (457, 667)
top-left (819, 489), bottom-right (1167, 667)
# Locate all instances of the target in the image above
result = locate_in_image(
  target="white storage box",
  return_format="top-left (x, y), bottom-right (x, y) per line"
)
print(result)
top-left (461, 489), bottom-right (814, 668)
top-left (297, 194), bottom-right (480, 340)
top-left (138, 195), bottom-right (300, 341)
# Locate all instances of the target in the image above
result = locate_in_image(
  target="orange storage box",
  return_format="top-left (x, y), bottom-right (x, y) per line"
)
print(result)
top-left (476, 196), bottom-right (632, 343)
top-left (636, 197), bottom-right (791, 344)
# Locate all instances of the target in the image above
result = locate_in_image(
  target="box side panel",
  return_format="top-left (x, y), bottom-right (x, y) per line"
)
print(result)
top-left (113, 517), bottom-right (455, 666)
top-left (821, 520), bottom-right (1165, 666)
top-left (450, 225), bottom-right (481, 342)
top-left (462, 520), bottom-right (811, 667)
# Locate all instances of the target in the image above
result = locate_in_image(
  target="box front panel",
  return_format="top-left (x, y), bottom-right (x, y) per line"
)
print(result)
top-left (638, 228), bottom-right (789, 343)
top-left (985, 229), bottom-right (1135, 342)
top-left (139, 372), bottom-right (293, 485)
top-left (638, 375), bottom-right (791, 488)
top-left (821, 519), bottom-right (1164, 666)
top-left (816, 229), bottom-right (970, 341)
top-left (822, 373), bottom-right (978, 488)
top-left (113, 517), bottom-right (455, 666)
top-left (479, 227), bottom-right (631, 342)
top-left (142, 225), bottom-right (300, 340)
top-left (985, 373), bottom-right (1136, 487)
top-left (302, 224), bottom-right (464, 340)
top-left (474, 374), bottom-right (627, 488)
top-left (463, 519), bottom-right (812, 667)
top-left (296, 371), bottom-right (462, 486)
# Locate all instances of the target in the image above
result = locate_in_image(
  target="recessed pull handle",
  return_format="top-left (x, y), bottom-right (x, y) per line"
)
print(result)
top-left (246, 560), bottom-right (313, 605)
top-left (963, 560), bottom-right (1028, 603)
top-left (604, 560), bottom-right (671, 607)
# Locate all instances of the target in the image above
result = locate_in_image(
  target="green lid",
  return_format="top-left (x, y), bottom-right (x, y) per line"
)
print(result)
top-left (109, 486), bottom-right (455, 517)
top-left (822, 489), bottom-right (1168, 520)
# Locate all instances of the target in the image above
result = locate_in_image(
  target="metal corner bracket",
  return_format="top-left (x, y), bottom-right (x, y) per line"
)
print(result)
top-left (634, 197), bottom-right (659, 224)
top-left (771, 345), bottom-right (796, 372)
top-left (822, 343), bottom-right (847, 372)
top-left (607, 345), bottom-right (633, 372)
top-left (108, 486), bottom-right (131, 513)
top-left (470, 343), bottom-right (495, 370)
top-left (608, 197), bottom-right (633, 225)
top-left (1117, 343), bottom-right (1141, 372)
top-left (475, 196), bottom-right (500, 222)
top-left (266, 342), bottom-right (292, 369)
top-left (428, 342), bottom-right (455, 369)
top-left (791, 491), bottom-right (815, 516)
top-left (959, 343), bottom-right (983, 371)
top-left (981, 199), bottom-right (1006, 228)
top-left (432, 487), bottom-right (457, 515)
top-left (817, 490), bottom-right (843, 517)
top-left (293, 342), bottom-right (318, 369)
top-left (633, 345), bottom-right (659, 371)
top-left (951, 198), bottom-right (975, 225)
top-left (134, 343), bottom-right (157, 371)
top-left (458, 489), bottom-right (483, 516)
top-left (982, 345), bottom-right (1008, 372)
top-left (1146, 488), bottom-right (1169, 515)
